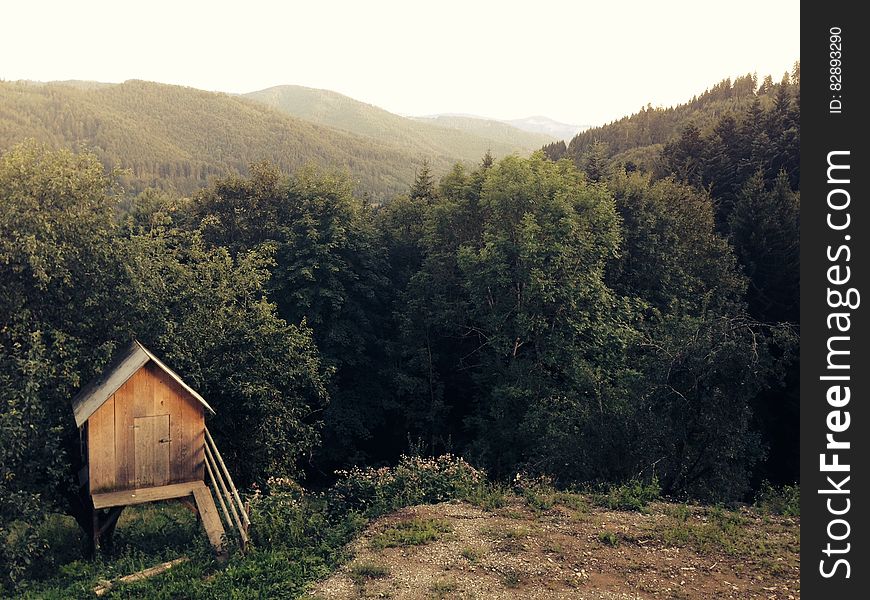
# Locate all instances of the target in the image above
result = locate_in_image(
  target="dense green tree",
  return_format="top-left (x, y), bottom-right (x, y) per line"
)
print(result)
top-left (542, 140), bottom-right (567, 161)
top-left (601, 169), bottom-right (783, 500)
top-left (1, 142), bottom-right (129, 556)
top-left (409, 159), bottom-right (437, 202)
top-left (606, 172), bottom-right (745, 315)
top-left (626, 313), bottom-right (784, 500)
top-left (728, 171), bottom-right (800, 324)
top-left (191, 165), bottom-right (393, 469)
top-left (1, 144), bottom-right (329, 580)
top-left (581, 140), bottom-right (611, 182)
top-left (406, 155), bottom-right (630, 477)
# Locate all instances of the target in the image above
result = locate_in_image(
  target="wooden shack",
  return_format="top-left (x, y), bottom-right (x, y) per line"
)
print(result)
top-left (72, 341), bottom-right (248, 554)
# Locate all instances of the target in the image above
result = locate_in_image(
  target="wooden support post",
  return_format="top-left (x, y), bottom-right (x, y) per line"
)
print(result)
top-left (92, 509), bottom-right (101, 553)
top-left (192, 485), bottom-right (227, 559)
top-left (98, 507), bottom-right (125, 536)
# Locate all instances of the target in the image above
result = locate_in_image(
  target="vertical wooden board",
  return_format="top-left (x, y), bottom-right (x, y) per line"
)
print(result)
top-left (114, 376), bottom-right (135, 489)
top-left (151, 366), bottom-right (192, 483)
top-left (88, 396), bottom-right (116, 493)
top-left (150, 363), bottom-right (178, 422)
top-left (165, 380), bottom-right (186, 483)
top-left (132, 367), bottom-right (155, 418)
top-left (154, 414), bottom-right (170, 486)
top-left (134, 416), bottom-right (155, 487)
top-left (184, 401), bottom-right (205, 481)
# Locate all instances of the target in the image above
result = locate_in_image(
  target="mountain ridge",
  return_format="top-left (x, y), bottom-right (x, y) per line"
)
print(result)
top-left (242, 85), bottom-right (555, 160)
top-left (0, 80), bottom-right (550, 200)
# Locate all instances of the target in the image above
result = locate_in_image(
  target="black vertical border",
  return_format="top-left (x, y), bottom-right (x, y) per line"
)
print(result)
top-left (801, 3), bottom-right (868, 596)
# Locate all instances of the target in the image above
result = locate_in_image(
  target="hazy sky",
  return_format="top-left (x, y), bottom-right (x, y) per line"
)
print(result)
top-left (2, 1), bottom-right (799, 126)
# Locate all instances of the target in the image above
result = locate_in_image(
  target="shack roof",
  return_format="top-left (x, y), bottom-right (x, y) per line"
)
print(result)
top-left (71, 340), bottom-right (215, 428)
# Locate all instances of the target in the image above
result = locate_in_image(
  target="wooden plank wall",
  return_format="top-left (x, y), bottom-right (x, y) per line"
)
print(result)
top-left (151, 364), bottom-right (205, 483)
top-left (88, 363), bottom-right (205, 494)
top-left (88, 396), bottom-right (116, 492)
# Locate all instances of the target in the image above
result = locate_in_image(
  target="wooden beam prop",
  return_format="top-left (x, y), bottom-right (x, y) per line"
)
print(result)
top-left (203, 448), bottom-right (232, 528)
top-left (204, 440), bottom-right (248, 546)
top-left (205, 429), bottom-right (250, 527)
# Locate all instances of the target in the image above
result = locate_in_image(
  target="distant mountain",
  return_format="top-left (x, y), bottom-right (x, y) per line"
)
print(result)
top-left (421, 113), bottom-right (585, 143)
top-left (0, 80), bottom-right (540, 201)
top-left (411, 114), bottom-right (555, 148)
top-left (503, 116), bottom-right (586, 141)
top-left (243, 85), bottom-right (552, 162)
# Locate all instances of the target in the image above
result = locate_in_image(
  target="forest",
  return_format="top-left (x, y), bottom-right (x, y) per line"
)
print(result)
top-left (0, 66), bottom-right (799, 596)
top-left (0, 80), bottom-right (551, 201)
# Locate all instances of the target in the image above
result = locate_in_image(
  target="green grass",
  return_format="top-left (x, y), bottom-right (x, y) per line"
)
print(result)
top-left (501, 568), bottom-right (522, 588)
top-left (370, 518), bottom-right (452, 549)
top-left (662, 503), bottom-right (692, 522)
top-left (554, 492), bottom-right (590, 513)
top-left (593, 479), bottom-right (661, 512)
top-left (4, 470), bottom-right (798, 598)
top-left (429, 577), bottom-right (459, 598)
top-left (465, 483), bottom-right (508, 511)
top-left (459, 545), bottom-right (485, 563)
top-left (655, 505), bottom-right (798, 560)
top-left (480, 524), bottom-right (531, 554)
top-left (543, 538), bottom-right (566, 557)
top-left (349, 561), bottom-right (390, 582)
top-left (11, 496), bottom-right (363, 599)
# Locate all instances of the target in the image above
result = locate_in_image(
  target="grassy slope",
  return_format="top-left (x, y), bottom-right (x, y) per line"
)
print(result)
top-left (243, 85), bottom-right (554, 160)
top-left (18, 494), bottom-right (798, 599)
top-left (312, 499), bottom-right (799, 599)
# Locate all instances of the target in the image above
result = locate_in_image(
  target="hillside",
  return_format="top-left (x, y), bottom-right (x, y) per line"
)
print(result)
top-left (565, 70), bottom-right (797, 170)
top-left (1, 80), bottom-right (513, 200)
top-left (413, 114), bottom-right (557, 147)
top-left (243, 85), bottom-right (553, 160)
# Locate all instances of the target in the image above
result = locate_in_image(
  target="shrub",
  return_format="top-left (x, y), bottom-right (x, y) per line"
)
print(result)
top-left (429, 577), bottom-right (459, 598)
top-left (248, 476), bottom-right (366, 571)
top-left (754, 481), bottom-right (800, 517)
top-left (0, 518), bottom-right (50, 591)
top-left (331, 454), bottom-right (486, 517)
top-left (596, 478), bottom-right (661, 512)
top-left (512, 472), bottom-right (557, 512)
top-left (460, 545), bottom-right (485, 562)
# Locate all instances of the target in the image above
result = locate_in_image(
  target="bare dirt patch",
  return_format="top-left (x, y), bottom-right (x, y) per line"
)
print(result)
top-left (305, 498), bottom-right (799, 600)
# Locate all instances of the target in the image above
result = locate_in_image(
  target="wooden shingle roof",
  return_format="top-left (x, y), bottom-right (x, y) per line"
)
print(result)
top-left (71, 340), bottom-right (215, 427)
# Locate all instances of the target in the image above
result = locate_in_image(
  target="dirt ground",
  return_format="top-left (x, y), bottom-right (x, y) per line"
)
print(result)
top-left (305, 498), bottom-right (799, 600)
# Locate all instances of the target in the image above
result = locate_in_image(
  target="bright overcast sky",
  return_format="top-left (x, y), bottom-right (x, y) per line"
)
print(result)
top-left (2, 1), bottom-right (799, 127)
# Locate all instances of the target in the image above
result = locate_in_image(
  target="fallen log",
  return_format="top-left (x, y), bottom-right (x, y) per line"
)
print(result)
top-left (93, 557), bottom-right (189, 596)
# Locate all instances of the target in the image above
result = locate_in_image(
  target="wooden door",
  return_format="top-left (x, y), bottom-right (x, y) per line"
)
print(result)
top-left (134, 415), bottom-right (171, 488)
